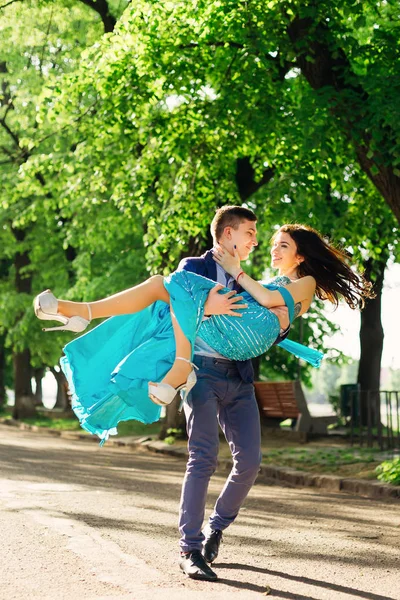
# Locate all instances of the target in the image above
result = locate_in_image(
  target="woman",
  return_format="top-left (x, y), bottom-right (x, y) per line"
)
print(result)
top-left (34, 224), bottom-right (372, 444)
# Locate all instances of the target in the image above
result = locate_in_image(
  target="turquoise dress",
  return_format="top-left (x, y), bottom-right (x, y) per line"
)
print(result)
top-left (61, 271), bottom-right (322, 444)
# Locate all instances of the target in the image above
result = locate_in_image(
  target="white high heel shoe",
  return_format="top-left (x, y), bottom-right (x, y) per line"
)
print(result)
top-left (34, 289), bottom-right (92, 333)
top-left (148, 357), bottom-right (198, 407)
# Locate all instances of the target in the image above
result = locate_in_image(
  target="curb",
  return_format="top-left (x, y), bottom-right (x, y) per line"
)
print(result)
top-left (1, 418), bottom-right (399, 501)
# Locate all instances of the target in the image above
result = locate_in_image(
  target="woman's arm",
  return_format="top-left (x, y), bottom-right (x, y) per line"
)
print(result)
top-left (236, 272), bottom-right (315, 307)
top-left (213, 246), bottom-right (316, 308)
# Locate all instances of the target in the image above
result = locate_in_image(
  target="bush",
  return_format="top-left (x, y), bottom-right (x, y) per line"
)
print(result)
top-left (164, 427), bottom-right (185, 445)
top-left (375, 457), bottom-right (400, 485)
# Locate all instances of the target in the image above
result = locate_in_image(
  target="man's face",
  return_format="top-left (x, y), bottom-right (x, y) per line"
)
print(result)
top-left (222, 219), bottom-right (258, 260)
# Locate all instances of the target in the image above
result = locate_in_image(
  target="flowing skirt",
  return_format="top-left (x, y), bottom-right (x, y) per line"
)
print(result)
top-left (61, 271), bottom-right (215, 444)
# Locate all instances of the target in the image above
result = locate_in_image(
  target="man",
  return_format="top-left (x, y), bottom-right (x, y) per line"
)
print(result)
top-left (177, 206), bottom-right (289, 581)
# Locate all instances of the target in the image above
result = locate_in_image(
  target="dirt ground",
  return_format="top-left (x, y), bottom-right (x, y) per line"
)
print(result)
top-left (0, 424), bottom-right (399, 600)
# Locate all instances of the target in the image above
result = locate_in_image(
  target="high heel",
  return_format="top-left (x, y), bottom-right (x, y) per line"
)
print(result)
top-left (34, 290), bottom-right (92, 333)
top-left (148, 357), bottom-right (198, 407)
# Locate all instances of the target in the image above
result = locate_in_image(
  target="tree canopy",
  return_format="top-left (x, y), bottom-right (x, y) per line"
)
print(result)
top-left (0, 0), bottom-right (399, 409)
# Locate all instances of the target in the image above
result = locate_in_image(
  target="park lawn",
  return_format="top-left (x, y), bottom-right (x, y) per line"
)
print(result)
top-left (259, 445), bottom-right (383, 480)
top-left (0, 411), bottom-right (161, 438)
top-left (167, 434), bottom-right (384, 480)
top-left (216, 436), bottom-right (384, 481)
top-left (0, 412), bottom-right (83, 431)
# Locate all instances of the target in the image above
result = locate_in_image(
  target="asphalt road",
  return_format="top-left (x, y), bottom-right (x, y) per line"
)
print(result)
top-left (0, 424), bottom-right (399, 600)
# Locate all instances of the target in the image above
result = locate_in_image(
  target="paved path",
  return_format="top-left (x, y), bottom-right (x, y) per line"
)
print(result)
top-left (0, 424), bottom-right (399, 600)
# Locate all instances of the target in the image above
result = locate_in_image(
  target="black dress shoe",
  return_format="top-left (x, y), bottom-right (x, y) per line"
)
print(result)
top-left (203, 528), bottom-right (223, 563)
top-left (179, 550), bottom-right (218, 581)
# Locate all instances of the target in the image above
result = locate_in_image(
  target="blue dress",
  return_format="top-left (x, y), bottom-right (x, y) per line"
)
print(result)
top-left (61, 271), bottom-right (322, 444)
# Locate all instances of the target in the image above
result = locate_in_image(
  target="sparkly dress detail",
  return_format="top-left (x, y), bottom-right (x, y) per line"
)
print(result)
top-left (61, 271), bottom-right (322, 444)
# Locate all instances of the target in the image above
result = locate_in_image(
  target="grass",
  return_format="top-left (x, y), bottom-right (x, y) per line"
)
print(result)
top-left (0, 409), bottom-right (161, 438)
top-left (211, 435), bottom-right (390, 480)
top-left (259, 445), bottom-right (384, 479)
top-left (111, 420), bottom-right (161, 437)
top-left (164, 436), bottom-right (389, 480)
top-left (347, 425), bottom-right (400, 436)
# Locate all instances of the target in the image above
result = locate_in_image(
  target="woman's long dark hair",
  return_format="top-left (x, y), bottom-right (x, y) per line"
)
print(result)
top-left (274, 224), bottom-right (374, 309)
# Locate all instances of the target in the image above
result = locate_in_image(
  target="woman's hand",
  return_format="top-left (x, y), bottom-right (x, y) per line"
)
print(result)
top-left (204, 284), bottom-right (248, 317)
top-left (212, 244), bottom-right (241, 278)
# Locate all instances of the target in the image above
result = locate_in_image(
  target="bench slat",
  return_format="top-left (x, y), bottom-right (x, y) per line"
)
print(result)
top-left (254, 382), bottom-right (300, 419)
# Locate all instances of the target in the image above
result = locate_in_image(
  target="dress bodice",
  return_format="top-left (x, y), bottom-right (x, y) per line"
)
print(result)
top-left (198, 275), bottom-right (294, 361)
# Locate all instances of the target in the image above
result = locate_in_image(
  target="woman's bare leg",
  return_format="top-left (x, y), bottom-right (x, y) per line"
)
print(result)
top-left (155, 311), bottom-right (192, 389)
top-left (55, 274), bottom-right (193, 389)
top-left (57, 275), bottom-right (170, 320)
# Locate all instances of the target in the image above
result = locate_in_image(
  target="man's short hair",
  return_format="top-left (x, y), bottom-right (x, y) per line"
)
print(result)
top-left (211, 205), bottom-right (257, 242)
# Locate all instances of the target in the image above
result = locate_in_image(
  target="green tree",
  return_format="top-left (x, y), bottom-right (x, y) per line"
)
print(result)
top-left (2, 0), bottom-right (399, 429)
top-left (0, 0), bottom-right (132, 416)
top-left (34, 1), bottom-right (398, 397)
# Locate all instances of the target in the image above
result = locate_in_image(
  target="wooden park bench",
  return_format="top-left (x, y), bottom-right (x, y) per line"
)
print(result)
top-left (254, 380), bottom-right (337, 435)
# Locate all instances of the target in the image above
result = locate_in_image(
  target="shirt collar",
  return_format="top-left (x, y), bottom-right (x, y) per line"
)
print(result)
top-left (216, 262), bottom-right (235, 287)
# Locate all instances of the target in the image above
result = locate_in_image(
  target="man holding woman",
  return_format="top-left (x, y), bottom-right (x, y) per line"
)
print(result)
top-left (34, 206), bottom-right (371, 582)
top-left (177, 205), bottom-right (290, 581)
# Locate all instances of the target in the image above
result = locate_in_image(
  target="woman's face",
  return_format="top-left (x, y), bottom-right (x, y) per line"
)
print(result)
top-left (270, 231), bottom-right (303, 272)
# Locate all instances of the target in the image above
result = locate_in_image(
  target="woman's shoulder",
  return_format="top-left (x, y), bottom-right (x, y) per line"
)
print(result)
top-left (263, 275), bottom-right (291, 287)
top-left (261, 274), bottom-right (316, 289)
top-left (291, 274), bottom-right (316, 290)
top-left (298, 275), bottom-right (316, 286)
top-left (293, 276), bottom-right (317, 297)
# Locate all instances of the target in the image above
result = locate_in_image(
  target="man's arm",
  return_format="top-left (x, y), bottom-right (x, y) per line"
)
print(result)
top-left (275, 325), bottom-right (290, 343)
top-left (177, 257), bottom-right (197, 273)
top-left (178, 257), bottom-right (247, 317)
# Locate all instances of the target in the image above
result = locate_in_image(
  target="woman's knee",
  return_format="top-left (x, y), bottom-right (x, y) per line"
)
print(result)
top-left (149, 274), bottom-right (164, 287)
top-left (148, 274), bottom-right (168, 302)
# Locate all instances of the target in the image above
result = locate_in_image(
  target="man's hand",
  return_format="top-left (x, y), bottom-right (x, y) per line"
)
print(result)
top-left (269, 306), bottom-right (290, 330)
top-left (204, 284), bottom-right (248, 317)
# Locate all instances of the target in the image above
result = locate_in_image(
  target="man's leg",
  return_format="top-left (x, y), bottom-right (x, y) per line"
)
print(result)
top-left (178, 362), bottom-right (221, 553)
top-left (208, 376), bottom-right (262, 532)
top-left (178, 358), bottom-right (228, 580)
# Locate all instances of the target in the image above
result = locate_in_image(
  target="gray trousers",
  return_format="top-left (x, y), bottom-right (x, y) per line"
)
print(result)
top-left (178, 355), bottom-right (262, 553)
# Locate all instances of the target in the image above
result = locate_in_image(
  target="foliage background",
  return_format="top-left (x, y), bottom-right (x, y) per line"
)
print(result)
top-left (0, 0), bottom-right (399, 412)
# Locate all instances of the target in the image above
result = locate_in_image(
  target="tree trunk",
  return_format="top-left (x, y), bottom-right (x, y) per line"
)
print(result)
top-left (33, 367), bottom-right (45, 406)
top-left (357, 254), bottom-right (387, 425)
top-left (0, 335), bottom-right (6, 409)
top-left (158, 393), bottom-right (186, 440)
top-left (12, 349), bottom-right (36, 419)
top-left (236, 157), bottom-right (275, 201)
top-left (12, 227), bottom-right (36, 419)
top-left (78, 0), bottom-right (116, 33)
top-left (252, 356), bottom-right (261, 381)
top-left (50, 365), bottom-right (70, 410)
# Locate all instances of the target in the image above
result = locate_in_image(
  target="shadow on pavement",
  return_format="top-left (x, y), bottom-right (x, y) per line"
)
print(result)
top-left (218, 563), bottom-right (398, 600)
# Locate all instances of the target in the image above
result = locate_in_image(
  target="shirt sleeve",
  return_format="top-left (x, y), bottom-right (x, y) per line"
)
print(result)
top-left (177, 257), bottom-right (193, 272)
